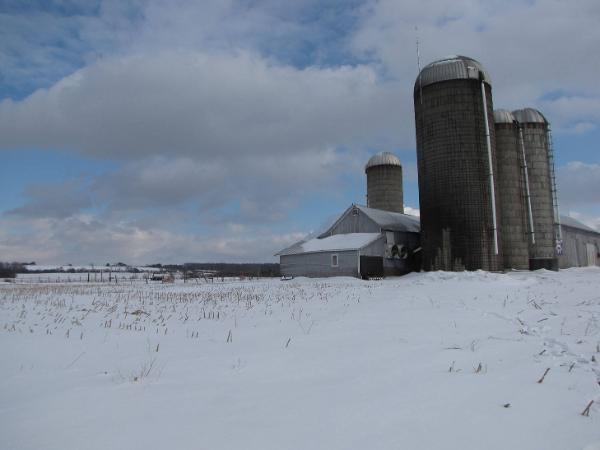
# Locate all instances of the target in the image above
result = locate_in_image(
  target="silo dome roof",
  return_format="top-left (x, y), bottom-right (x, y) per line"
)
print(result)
top-left (365, 152), bottom-right (401, 171)
top-left (494, 109), bottom-right (516, 124)
top-left (415, 55), bottom-right (491, 91)
top-left (512, 108), bottom-right (548, 124)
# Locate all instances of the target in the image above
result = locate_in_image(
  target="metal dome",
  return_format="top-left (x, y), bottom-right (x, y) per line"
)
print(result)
top-left (512, 108), bottom-right (548, 124)
top-left (415, 55), bottom-right (491, 91)
top-left (494, 109), bottom-right (516, 124)
top-left (365, 152), bottom-right (402, 172)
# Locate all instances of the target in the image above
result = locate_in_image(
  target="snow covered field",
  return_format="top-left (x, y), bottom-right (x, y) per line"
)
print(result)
top-left (1, 268), bottom-right (599, 450)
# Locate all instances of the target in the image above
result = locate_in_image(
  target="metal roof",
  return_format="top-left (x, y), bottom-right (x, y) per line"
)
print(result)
top-left (320, 204), bottom-right (420, 236)
top-left (276, 204), bottom-right (421, 256)
top-left (512, 108), bottom-right (548, 124)
top-left (415, 55), bottom-right (491, 91)
top-left (560, 215), bottom-right (599, 234)
top-left (365, 152), bottom-right (401, 171)
top-left (276, 233), bottom-right (383, 256)
top-left (494, 109), bottom-right (516, 124)
top-left (356, 205), bottom-right (421, 232)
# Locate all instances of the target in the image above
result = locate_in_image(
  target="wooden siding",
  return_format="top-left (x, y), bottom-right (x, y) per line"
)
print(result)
top-left (280, 250), bottom-right (359, 278)
top-left (324, 209), bottom-right (380, 235)
top-left (558, 225), bottom-right (600, 268)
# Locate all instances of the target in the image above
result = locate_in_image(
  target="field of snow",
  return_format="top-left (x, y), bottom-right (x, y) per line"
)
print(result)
top-left (1, 268), bottom-right (600, 450)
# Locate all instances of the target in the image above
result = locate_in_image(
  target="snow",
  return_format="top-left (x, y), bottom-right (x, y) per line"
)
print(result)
top-left (24, 264), bottom-right (160, 272)
top-left (352, 205), bottom-right (420, 233)
top-left (1, 268), bottom-right (600, 450)
top-left (286, 232), bottom-right (381, 255)
top-left (560, 215), bottom-right (600, 233)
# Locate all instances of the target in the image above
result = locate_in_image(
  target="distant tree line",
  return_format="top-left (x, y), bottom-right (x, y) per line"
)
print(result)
top-left (0, 261), bottom-right (280, 278)
top-left (151, 263), bottom-right (280, 278)
top-left (0, 262), bottom-right (26, 278)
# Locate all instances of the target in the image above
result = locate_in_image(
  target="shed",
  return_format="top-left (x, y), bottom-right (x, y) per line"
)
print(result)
top-left (558, 215), bottom-right (600, 268)
top-left (277, 233), bottom-right (384, 278)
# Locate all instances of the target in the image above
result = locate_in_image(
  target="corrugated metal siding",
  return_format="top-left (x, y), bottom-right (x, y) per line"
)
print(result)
top-left (558, 225), bottom-right (600, 268)
top-left (280, 250), bottom-right (359, 278)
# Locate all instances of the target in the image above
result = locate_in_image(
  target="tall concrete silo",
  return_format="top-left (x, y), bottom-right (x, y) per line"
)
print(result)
top-left (365, 152), bottom-right (404, 213)
top-left (414, 55), bottom-right (502, 271)
top-left (512, 108), bottom-right (558, 270)
top-left (494, 109), bottom-right (530, 270)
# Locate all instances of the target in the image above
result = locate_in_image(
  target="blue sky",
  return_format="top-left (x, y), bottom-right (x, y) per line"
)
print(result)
top-left (1, 0), bottom-right (599, 264)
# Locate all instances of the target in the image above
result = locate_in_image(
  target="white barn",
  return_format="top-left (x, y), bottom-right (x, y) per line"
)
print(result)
top-left (276, 204), bottom-right (421, 278)
top-left (558, 215), bottom-right (600, 268)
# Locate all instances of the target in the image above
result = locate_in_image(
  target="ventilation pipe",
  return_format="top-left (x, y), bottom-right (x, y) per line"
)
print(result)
top-left (480, 78), bottom-right (499, 255)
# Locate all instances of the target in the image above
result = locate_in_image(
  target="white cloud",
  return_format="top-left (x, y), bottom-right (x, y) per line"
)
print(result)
top-left (562, 211), bottom-right (600, 232)
top-left (6, 179), bottom-right (91, 218)
top-left (0, 50), bottom-right (404, 158)
top-left (352, 0), bottom-right (600, 130)
top-left (557, 162), bottom-right (600, 208)
top-left (404, 206), bottom-right (420, 217)
top-left (1, 0), bottom-right (599, 263)
top-left (0, 214), bottom-right (304, 264)
top-left (0, 47), bottom-right (407, 231)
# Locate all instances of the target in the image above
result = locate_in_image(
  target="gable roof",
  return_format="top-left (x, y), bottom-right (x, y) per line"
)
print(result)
top-left (357, 205), bottom-right (421, 232)
top-left (319, 204), bottom-right (420, 237)
top-left (560, 215), bottom-right (599, 234)
top-left (276, 233), bottom-right (382, 256)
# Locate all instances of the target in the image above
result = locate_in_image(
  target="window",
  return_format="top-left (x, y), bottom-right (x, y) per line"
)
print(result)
top-left (331, 254), bottom-right (339, 267)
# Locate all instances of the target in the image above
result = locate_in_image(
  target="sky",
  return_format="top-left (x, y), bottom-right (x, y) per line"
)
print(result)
top-left (0, 0), bottom-right (599, 265)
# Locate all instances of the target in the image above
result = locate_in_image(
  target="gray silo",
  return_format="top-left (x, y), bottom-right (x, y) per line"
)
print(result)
top-left (414, 55), bottom-right (502, 272)
top-left (512, 108), bottom-right (558, 270)
top-left (365, 152), bottom-right (404, 213)
top-left (494, 109), bottom-right (530, 270)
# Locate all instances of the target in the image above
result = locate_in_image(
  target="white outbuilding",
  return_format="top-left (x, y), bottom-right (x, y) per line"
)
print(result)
top-left (276, 204), bottom-right (421, 278)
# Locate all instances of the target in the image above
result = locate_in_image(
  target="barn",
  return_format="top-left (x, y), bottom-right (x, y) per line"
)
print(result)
top-left (558, 215), bottom-right (600, 268)
top-left (276, 204), bottom-right (421, 278)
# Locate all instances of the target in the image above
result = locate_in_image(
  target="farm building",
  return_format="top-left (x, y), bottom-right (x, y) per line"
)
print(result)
top-left (558, 215), bottom-right (600, 268)
top-left (277, 204), bottom-right (421, 278)
top-left (277, 56), bottom-right (599, 278)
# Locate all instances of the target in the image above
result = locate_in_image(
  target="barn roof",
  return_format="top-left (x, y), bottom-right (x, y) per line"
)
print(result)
top-left (356, 205), bottom-right (420, 232)
top-left (560, 215), bottom-right (599, 234)
top-left (275, 204), bottom-right (420, 257)
top-left (276, 233), bottom-right (382, 256)
top-left (319, 204), bottom-right (420, 237)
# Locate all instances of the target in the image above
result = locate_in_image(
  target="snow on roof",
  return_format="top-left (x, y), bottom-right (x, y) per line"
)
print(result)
top-left (355, 205), bottom-right (421, 232)
top-left (317, 204), bottom-right (420, 239)
top-left (560, 215), bottom-right (599, 234)
top-left (278, 233), bottom-right (382, 256)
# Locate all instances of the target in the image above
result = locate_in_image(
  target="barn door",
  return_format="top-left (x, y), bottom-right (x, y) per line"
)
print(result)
top-left (586, 244), bottom-right (597, 266)
top-left (360, 256), bottom-right (384, 279)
